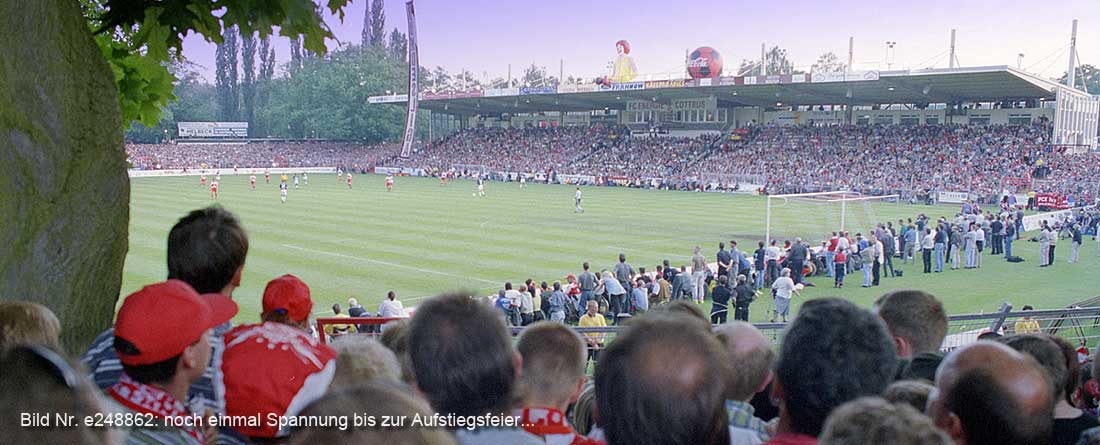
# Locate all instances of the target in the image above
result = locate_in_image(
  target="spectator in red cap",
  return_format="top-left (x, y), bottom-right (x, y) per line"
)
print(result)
top-left (220, 319), bottom-right (337, 441)
top-left (83, 206), bottom-right (249, 423)
top-left (261, 274), bottom-right (313, 330)
top-left (106, 280), bottom-right (238, 445)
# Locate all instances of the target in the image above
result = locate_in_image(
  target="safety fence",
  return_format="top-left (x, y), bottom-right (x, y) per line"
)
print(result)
top-left (315, 305), bottom-right (1100, 357)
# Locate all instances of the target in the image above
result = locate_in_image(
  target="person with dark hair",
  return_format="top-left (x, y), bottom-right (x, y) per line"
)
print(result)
top-left (1014, 305), bottom-right (1041, 334)
top-left (1, 345), bottom-right (116, 445)
top-left (927, 341), bottom-right (1053, 445)
top-left (594, 314), bottom-right (730, 445)
top-left (715, 322), bottom-right (776, 444)
top-left (324, 303), bottom-right (357, 338)
top-left (999, 334), bottom-right (1099, 445)
top-left (671, 265), bottom-right (690, 301)
top-left (710, 275), bottom-right (731, 324)
top-left (765, 298), bottom-right (897, 444)
top-left (717, 242), bottom-right (733, 286)
top-left (407, 294), bottom-right (542, 445)
top-left (82, 206), bottom-right (248, 427)
top-left (577, 262), bottom-right (598, 311)
top-left (613, 252), bottom-right (633, 301)
top-left (873, 290), bottom-right (948, 381)
top-left (106, 280), bottom-right (238, 445)
top-left (733, 275), bottom-right (757, 322)
top-left (515, 322), bottom-right (601, 445)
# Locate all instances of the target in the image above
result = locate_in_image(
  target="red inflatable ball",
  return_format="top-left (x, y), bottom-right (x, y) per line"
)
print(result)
top-left (688, 47), bottom-right (723, 79)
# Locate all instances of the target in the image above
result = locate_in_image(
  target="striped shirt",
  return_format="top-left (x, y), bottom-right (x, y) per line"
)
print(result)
top-left (727, 399), bottom-right (771, 442)
top-left (82, 323), bottom-right (246, 445)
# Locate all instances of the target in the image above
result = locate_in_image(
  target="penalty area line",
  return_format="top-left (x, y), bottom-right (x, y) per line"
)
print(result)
top-left (281, 244), bottom-right (500, 285)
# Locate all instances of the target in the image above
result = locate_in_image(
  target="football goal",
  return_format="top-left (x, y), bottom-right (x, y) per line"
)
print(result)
top-left (764, 191), bottom-right (900, 245)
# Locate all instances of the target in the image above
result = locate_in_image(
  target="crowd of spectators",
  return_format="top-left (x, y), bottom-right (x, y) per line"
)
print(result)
top-left (127, 122), bottom-right (1099, 205)
top-left (704, 123), bottom-right (1098, 201)
top-left (5, 204), bottom-right (1100, 445)
top-left (126, 141), bottom-right (401, 172)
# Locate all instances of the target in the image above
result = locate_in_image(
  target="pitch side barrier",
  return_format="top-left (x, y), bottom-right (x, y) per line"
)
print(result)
top-left (128, 167), bottom-right (337, 178)
top-left (317, 306), bottom-right (1100, 357)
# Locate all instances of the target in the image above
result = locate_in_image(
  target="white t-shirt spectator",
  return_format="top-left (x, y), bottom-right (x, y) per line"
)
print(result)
top-left (378, 299), bottom-right (406, 318)
top-left (773, 277), bottom-right (796, 299)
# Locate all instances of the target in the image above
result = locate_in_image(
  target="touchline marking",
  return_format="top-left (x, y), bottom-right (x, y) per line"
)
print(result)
top-left (281, 244), bottom-right (500, 285)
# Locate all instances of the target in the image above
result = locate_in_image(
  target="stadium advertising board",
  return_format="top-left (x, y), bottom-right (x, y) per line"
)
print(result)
top-left (558, 84), bottom-right (599, 94)
top-left (626, 101), bottom-right (671, 112)
top-left (1035, 193), bottom-right (1070, 210)
top-left (520, 86), bottom-right (558, 95)
top-left (368, 94), bottom-right (408, 104)
top-left (810, 70), bottom-right (881, 83)
top-left (937, 191), bottom-right (970, 204)
top-left (607, 81), bottom-right (645, 91)
top-left (643, 79), bottom-right (685, 89)
top-left (672, 97), bottom-right (716, 110)
top-left (485, 87), bottom-right (520, 97)
top-left (177, 122), bottom-right (248, 138)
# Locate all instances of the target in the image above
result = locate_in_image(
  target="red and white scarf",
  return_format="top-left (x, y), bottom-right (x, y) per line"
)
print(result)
top-left (108, 373), bottom-right (203, 444)
top-left (517, 407), bottom-right (605, 445)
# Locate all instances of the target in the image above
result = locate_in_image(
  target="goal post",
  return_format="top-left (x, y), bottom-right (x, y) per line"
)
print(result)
top-left (765, 191), bottom-right (901, 244)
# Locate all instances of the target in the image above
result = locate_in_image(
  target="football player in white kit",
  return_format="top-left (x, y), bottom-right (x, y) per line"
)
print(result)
top-left (477, 176), bottom-right (486, 197)
top-left (303, 172), bottom-right (308, 185)
top-left (574, 186), bottom-right (584, 213)
top-left (293, 175), bottom-right (299, 190)
top-left (519, 174), bottom-right (527, 190)
top-left (279, 180), bottom-right (288, 203)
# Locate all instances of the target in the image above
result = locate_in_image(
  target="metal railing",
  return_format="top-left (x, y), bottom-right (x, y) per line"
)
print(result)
top-left (316, 306), bottom-right (1100, 354)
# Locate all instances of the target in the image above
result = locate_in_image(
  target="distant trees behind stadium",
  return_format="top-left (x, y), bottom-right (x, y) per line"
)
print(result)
top-left (126, 0), bottom-right (432, 144)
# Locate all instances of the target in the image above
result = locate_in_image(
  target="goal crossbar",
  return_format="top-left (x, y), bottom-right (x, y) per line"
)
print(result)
top-left (764, 191), bottom-right (899, 243)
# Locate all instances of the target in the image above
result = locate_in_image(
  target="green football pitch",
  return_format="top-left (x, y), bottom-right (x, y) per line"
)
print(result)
top-left (123, 174), bottom-right (1099, 323)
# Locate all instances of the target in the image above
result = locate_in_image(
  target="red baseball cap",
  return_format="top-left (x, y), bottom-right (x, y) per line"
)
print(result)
top-left (222, 322), bottom-right (336, 438)
top-left (262, 274), bottom-right (313, 322)
top-left (114, 280), bottom-right (238, 366)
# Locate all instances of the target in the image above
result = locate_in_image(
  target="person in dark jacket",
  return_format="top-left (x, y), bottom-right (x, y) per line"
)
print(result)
top-left (733, 275), bottom-right (757, 321)
top-left (787, 238), bottom-right (808, 285)
top-left (710, 275), bottom-right (732, 324)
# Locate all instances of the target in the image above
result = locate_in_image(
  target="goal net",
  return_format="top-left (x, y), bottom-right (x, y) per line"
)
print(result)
top-left (453, 164), bottom-right (490, 178)
top-left (765, 191), bottom-right (900, 246)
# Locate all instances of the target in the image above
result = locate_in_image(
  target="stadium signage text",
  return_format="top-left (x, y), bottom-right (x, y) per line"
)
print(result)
top-left (626, 101), bottom-right (671, 112)
top-left (519, 86), bottom-right (558, 95)
top-left (936, 191), bottom-right (970, 204)
top-left (643, 79), bottom-right (685, 89)
top-left (607, 82), bottom-right (645, 91)
top-left (178, 122), bottom-right (248, 138)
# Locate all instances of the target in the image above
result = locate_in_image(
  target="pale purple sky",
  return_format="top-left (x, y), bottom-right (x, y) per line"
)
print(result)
top-left (181, 0), bottom-right (1098, 84)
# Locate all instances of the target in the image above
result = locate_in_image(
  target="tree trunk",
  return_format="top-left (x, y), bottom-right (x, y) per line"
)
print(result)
top-left (0, 0), bottom-right (128, 354)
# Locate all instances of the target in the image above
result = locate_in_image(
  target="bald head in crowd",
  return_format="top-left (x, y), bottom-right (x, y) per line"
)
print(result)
top-left (595, 314), bottom-right (729, 445)
top-left (928, 341), bottom-right (1053, 445)
top-left (714, 322), bottom-right (775, 402)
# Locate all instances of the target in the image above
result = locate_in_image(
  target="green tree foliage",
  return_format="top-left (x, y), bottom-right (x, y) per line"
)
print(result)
top-left (1058, 64), bottom-right (1100, 94)
top-left (766, 46), bottom-right (795, 75)
top-left (83, 0), bottom-right (350, 126)
top-left (259, 45), bottom-right (414, 142)
top-left (811, 52), bottom-right (846, 73)
top-left (369, 0), bottom-right (386, 47)
top-left (241, 31), bottom-right (257, 126)
top-left (361, 0), bottom-right (372, 46)
top-left (215, 25), bottom-right (240, 121)
top-left (388, 27), bottom-right (408, 62)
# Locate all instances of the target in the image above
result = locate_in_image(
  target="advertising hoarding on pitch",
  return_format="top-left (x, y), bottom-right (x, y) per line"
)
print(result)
top-left (177, 122), bottom-right (248, 138)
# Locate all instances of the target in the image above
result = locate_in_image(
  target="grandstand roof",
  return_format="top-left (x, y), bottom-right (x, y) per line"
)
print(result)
top-left (371, 66), bottom-right (1065, 115)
